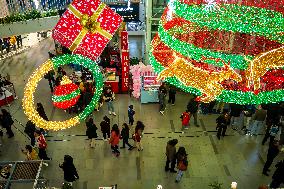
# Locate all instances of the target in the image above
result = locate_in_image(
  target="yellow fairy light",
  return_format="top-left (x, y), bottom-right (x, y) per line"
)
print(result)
top-left (245, 46), bottom-right (284, 90)
top-left (22, 60), bottom-right (80, 131)
top-left (157, 56), bottom-right (242, 102)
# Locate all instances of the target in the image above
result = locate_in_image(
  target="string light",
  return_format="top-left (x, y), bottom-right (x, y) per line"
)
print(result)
top-left (22, 54), bottom-right (103, 131)
top-left (52, 0), bottom-right (123, 61)
top-left (149, 51), bottom-right (284, 104)
top-left (173, 0), bottom-right (284, 43)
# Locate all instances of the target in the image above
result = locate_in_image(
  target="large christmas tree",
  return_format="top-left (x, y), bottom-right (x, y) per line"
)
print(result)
top-left (150, 0), bottom-right (284, 104)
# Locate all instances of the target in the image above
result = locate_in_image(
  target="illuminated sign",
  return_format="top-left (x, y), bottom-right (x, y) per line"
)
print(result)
top-left (109, 3), bottom-right (139, 22)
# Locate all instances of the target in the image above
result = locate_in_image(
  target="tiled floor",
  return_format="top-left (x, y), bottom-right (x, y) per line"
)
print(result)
top-left (0, 38), bottom-right (283, 189)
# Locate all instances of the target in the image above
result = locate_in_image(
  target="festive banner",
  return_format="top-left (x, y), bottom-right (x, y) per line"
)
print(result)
top-left (120, 30), bottom-right (129, 92)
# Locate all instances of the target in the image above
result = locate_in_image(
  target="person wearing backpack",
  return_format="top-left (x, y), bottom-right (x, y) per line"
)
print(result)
top-left (175, 147), bottom-right (188, 183)
top-left (86, 118), bottom-right (98, 148)
top-left (128, 105), bottom-right (135, 126)
top-left (100, 116), bottom-right (110, 141)
top-left (180, 110), bottom-right (190, 130)
top-left (262, 140), bottom-right (280, 176)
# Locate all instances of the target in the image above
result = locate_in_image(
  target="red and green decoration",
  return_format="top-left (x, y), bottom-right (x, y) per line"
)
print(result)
top-left (150, 0), bottom-right (284, 104)
top-left (52, 76), bottom-right (81, 109)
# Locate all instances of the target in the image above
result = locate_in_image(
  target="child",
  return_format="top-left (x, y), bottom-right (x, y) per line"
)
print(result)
top-left (175, 147), bottom-right (188, 183)
top-left (180, 110), bottom-right (190, 130)
top-left (216, 110), bottom-right (231, 140)
top-left (128, 105), bottom-right (135, 126)
top-left (109, 124), bottom-right (120, 157)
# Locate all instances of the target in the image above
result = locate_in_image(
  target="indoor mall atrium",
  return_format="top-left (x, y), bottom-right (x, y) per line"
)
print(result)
top-left (0, 0), bottom-right (283, 188)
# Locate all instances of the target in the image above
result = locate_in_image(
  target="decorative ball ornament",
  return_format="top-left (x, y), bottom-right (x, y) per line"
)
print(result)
top-left (52, 76), bottom-right (81, 109)
top-left (22, 54), bottom-right (103, 131)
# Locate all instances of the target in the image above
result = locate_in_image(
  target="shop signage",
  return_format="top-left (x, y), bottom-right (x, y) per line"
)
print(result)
top-left (110, 3), bottom-right (139, 22)
top-left (120, 30), bottom-right (130, 92)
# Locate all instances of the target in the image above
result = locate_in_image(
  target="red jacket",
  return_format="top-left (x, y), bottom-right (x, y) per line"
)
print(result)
top-left (181, 112), bottom-right (190, 126)
top-left (37, 134), bottom-right (47, 149)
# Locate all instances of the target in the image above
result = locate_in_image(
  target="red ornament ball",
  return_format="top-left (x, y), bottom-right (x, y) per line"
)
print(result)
top-left (52, 76), bottom-right (80, 109)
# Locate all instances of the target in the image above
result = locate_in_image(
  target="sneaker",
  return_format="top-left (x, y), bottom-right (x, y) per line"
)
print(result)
top-left (109, 111), bottom-right (112, 115)
top-left (172, 104), bottom-right (175, 106)
top-left (170, 170), bottom-right (177, 173)
top-left (159, 111), bottom-right (164, 115)
top-left (184, 127), bottom-right (189, 130)
top-left (112, 112), bottom-right (116, 116)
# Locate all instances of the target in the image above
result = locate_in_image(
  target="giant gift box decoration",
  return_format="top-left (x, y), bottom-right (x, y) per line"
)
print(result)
top-left (52, 0), bottom-right (123, 61)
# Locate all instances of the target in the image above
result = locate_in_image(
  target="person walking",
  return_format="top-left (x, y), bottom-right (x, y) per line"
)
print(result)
top-left (248, 105), bottom-right (266, 136)
top-left (86, 118), bottom-right (98, 148)
top-left (24, 121), bottom-right (36, 146)
top-left (134, 121), bottom-right (145, 151)
top-left (44, 70), bottom-right (55, 92)
top-left (263, 124), bottom-right (281, 146)
top-left (262, 140), bottom-right (280, 176)
top-left (159, 83), bottom-right (167, 115)
top-left (165, 139), bottom-right (178, 173)
top-left (100, 116), bottom-right (110, 141)
top-left (229, 103), bottom-right (244, 130)
top-left (36, 103), bottom-right (48, 135)
top-left (216, 110), bottom-right (231, 140)
top-left (187, 96), bottom-right (200, 127)
top-left (243, 104), bottom-right (256, 131)
top-left (270, 160), bottom-right (284, 188)
top-left (128, 105), bottom-right (135, 126)
top-left (175, 147), bottom-right (188, 183)
top-left (103, 87), bottom-right (116, 116)
top-left (180, 110), bottom-right (190, 130)
top-left (168, 85), bottom-right (176, 105)
top-left (120, 123), bottom-right (134, 150)
top-left (34, 130), bottom-right (50, 160)
top-left (109, 124), bottom-right (120, 157)
top-left (59, 155), bottom-right (79, 186)
top-left (21, 145), bottom-right (38, 160)
top-left (1, 109), bottom-right (14, 138)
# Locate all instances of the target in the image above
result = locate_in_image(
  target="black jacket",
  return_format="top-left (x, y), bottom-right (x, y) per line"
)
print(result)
top-left (60, 163), bottom-right (79, 182)
top-left (86, 122), bottom-right (98, 139)
top-left (37, 107), bottom-right (48, 121)
top-left (100, 120), bottom-right (110, 133)
top-left (272, 160), bottom-right (284, 181)
top-left (229, 104), bottom-right (243, 117)
top-left (24, 121), bottom-right (36, 137)
top-left (121, 128), bottom-right (129, 139)
top-left (1, 113), bottom-right (13, 128)
top-left (187, 100), bottom-right (199, 113)
top-left (216, 115), bottom-right (230, 128)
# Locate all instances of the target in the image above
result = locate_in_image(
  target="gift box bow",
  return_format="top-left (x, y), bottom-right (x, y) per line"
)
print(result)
top-left (68, 3), bottom-right (113, 52)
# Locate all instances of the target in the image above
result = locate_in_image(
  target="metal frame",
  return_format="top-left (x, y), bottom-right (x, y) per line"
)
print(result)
top-left (0, 160), bottom-right (48, 189)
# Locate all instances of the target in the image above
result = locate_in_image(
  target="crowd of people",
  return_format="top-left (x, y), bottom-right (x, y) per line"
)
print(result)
top-left (0, 63), bottom-right (283, 187)
top-left (0, 36), bottom-right (23, 56)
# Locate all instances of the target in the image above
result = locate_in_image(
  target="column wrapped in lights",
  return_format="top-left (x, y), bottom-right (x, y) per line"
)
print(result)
top-left (22, 54), bottom-right (103, 131)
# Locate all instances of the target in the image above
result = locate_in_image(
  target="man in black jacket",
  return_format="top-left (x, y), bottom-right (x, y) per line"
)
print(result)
top-left (24, 121), bottom-right (36, 146)
top-left (187, 96), bottom-right (200, 127)
top-left (262, 140), bottom-right (280, 176)
top-left (270, 160), bottom-right (284, 188)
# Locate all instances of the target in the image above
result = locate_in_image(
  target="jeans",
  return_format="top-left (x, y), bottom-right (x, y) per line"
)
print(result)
top-left (263, 154), bottom-right (278, 173)
top-left (249, 120), bottom-right (264, 135)
top-left (175, 170), bottom-right (183, 182)
top-left (159, 102), bottom-right (166, 111)
top-left (111, 145), bottom-right (120, 154)
top-left (107, 101), bottom-right (114, 112)
top-left (129, 118), bottom-right (134, 126)
top-left (122, 138), bottom-right (133, 148)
